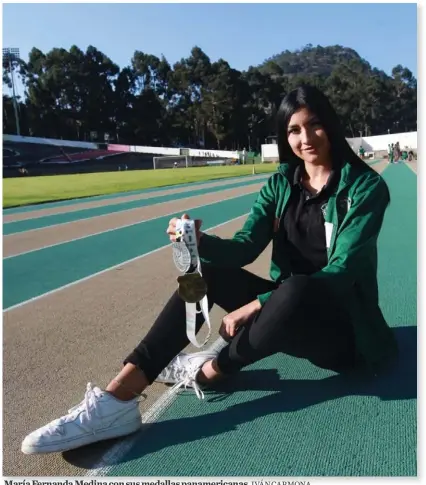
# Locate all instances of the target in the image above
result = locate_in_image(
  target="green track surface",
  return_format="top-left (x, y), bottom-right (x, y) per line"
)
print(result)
top-left (3, 174), bottom-right (269, 215)
top-left (3, 164), bottom-right (277, 208)
top-left (3, 177), bottom-right (266, 235)
top-left (2, 163), bottom-right (416, 476)
top-left (3, 193), bottom-right (257, 309)
top-left (2, 160), bottom-right (380, 212)
top-left (102, 164), bottom-right (416, 477)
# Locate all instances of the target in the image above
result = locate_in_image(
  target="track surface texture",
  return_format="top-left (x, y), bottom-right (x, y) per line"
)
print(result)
top-left (3, 162), bottom-right (416, 477)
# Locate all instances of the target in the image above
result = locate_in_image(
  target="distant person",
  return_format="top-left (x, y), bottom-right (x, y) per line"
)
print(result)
top-left (393, 142), bottom-right (401, 163)
top-left (237, 148), bottom-right (246, 165)
top-left (21, 85), bottom-right (397, 455)
top-left (389, 144), bottom-right (394, 164)
top-left (358, 146), bottom-right (365, 159)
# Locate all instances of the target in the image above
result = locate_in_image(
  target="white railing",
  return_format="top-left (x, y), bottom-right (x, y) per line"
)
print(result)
top-left (262, 131), bottom-right (418, 162)
top-left (3, 134), bottom-right (241, 158)
top-left (5, 132), bottom-right (416, 163)
top-left (347, 132), bottom-right (417, 152)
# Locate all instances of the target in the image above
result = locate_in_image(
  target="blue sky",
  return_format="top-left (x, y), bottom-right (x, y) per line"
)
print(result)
top-left (3, 2), bottom-right (417, 97)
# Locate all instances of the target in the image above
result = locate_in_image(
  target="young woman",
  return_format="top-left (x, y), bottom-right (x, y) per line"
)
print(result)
top-left (21, 85), bottom-right (398, 455)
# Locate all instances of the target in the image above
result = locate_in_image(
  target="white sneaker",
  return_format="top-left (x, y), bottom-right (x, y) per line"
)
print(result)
top-left (155, 350), bottom-right (218, 400)
top-left (21, 383), bottom-right (142, 454)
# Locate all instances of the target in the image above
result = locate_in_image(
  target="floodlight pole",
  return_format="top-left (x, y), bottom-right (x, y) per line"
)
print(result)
top-left (3, 47), bottom-right (21, 136)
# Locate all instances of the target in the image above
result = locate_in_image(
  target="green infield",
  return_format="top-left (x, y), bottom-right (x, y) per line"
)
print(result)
top-left (3, 164), bottom-right (278, 208)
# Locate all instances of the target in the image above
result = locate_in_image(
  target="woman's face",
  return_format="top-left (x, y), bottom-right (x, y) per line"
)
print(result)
top-left (287, 107), bottom-right (331, 166)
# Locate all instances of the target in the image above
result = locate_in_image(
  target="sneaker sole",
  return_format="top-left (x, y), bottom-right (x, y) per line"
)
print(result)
top-left (155, 377), bottom-right (179, 385)
top-left (21, 417), bottom-right (142, 455)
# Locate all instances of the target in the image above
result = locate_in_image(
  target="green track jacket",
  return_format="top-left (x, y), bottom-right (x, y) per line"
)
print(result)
top-left (199, 161), bottom-right (398, 371)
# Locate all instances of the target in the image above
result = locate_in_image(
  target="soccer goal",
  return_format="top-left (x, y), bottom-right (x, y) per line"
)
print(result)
top-left (152, 155), bottom-right (190, 169)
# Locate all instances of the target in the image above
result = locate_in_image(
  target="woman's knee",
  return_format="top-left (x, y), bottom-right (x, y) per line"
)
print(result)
top-left (280, 274), bottom-right (310, 291)
top-left (247, 275), bottom-right (316, 344)
top-left (267, 274), bottom-right (312, 312)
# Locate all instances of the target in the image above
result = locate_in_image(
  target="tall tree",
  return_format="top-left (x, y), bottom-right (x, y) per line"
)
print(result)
top-left (9, 43), bottom-right (417, 148)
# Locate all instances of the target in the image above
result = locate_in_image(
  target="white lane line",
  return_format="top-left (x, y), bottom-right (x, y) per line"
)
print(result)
top-left (3, 180), bottom-right (264, 236)
top-left (3, 173), bottom-right (269, 215)
top-left (86, 335), bottom-right (228, 476)
top-left (3, 188), bottom-right (259, 260)
top-left (3, 214), bottom-right (248, 313)
top-left (3, 174), bottom-right (270, 221)
top-left (84, 161), bottom-right (397, 475)
top-left (4, 175), bottom-right (269, 224)
top-left (405, 162), bottom-right (417, 174)
top-left (3, 175), bottom-right (268, 224)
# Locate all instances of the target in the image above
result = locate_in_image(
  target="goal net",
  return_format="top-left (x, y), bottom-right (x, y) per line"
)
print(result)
top-left (153, 155), bottom-right (190, 169)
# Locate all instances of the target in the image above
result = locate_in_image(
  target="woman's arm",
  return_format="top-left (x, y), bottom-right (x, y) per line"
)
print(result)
top-left (310, 173), bottom-right (390, 296)
top-left (256, 172), bottom-right (389, 307)
top-left (198, 176), bottom-right (277, 268)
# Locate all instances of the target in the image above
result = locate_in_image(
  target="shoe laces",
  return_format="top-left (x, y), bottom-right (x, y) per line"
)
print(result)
top-left (169, 363), bottom-right (205, 400)
top-left (67, 382), bottom-right (100, 415)
top-left (157, 354), bottom-right (187, 382)
top-left (44, 383), bottom-right (101, 436)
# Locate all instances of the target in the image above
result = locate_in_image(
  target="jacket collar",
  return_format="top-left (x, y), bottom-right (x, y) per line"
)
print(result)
top-left (278, 159), bottom-right (367, 193)
top-left (292, 163), bottom-right (340, 195)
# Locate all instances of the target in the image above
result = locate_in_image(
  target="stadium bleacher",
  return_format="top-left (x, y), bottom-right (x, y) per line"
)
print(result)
top-left (3, 141), bottom-right (237, 177)
top-left (3, 142), bottom-right (156, 177)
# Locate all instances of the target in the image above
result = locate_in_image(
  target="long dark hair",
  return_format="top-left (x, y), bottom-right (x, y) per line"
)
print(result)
top-left (276, 84), bottom-right (373, 172)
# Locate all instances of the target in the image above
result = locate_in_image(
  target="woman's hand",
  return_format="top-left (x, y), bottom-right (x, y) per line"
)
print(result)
top-left (166, 213), bottom-right (203, 245)
top-left (219, 299), bottom-right (262, 340)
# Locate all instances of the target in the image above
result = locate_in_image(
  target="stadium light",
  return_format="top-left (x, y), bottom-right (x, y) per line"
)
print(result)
top-left (3, 47), bottom-right (21, 136)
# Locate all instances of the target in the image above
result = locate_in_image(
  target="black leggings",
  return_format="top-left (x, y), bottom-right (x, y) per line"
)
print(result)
top-left (124, 264), bottom-right (358, 383)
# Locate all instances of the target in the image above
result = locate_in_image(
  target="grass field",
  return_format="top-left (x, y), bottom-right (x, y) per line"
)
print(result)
top-left (3, 164), bottom-right (277, 208)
